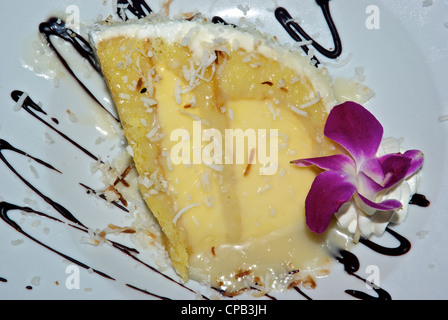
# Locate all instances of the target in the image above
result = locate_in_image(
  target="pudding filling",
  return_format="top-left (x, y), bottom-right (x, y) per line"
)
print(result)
top-left (92, 18), bottom-right (343, 292)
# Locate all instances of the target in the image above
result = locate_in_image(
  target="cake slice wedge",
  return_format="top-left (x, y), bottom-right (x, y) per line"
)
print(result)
top-left (91, 16), bottom-right (339, 292)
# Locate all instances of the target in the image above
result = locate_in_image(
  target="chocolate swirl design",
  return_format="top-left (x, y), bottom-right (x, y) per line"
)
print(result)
top-left (275, 0), bottom-right (342, 65)
top-left (0, 141), bottom-right (202, 299)
top-left (360, 227), bottom-right (411, 256)
top-left (116, 0), bottom-right (153, 20)
top-left (212, 16), bottom-right (237, 28)
top-left (336, 250), bottom-right (392, 300)
top-left (0, 139), bottom-right (83, 227)
top-left (214, 0), bottom-right (341, 67)
top-left (39, 18), bottom-right (119, 122)
top-left (0, 202), bottom-right (111, 278)
top-left (0, 202), bottom-right (175, 299)
top-left (10, 90), bottom-right (99, 161)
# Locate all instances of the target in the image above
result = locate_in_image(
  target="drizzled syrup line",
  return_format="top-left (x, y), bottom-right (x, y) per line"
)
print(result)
top-left (0, 202), bottom-right (113, 280)
top-left (39, 18), bottom-right (100, 73)
top-left (0, 139), bottom-right (84, 227)
top-left (292, 287), bottom-right (312, 300)
top-left (38, 18), bottom-right (119, 122)
top-left (345, 281), bottom-right (391, 300)
top-left (11, 90), bottom-right (99, 162)
top-left (359, 227), bottom-right (411, 256)
top-left (409, 193), bottom-right (430, 207)
top-left (115, 240), bottom-right (207, 298)
top-left (292, 225), bottom-right (411, 300)
top-left (0, 138), bottom-right (61, 174)
top-left (0, 139), bottom-right (205, 298)
top-left (79, 183), bottom-right (130, 213)
top-left (212, 16), bottom-right (237, 28)
top-left (117, 0), bottom-right (153, 21)
top-left (0, 201), bottom-right (165, 299)
top-left (335, 249), bottom-right (392, 300)
top-left (0, 198), bottom-right (200, 299)
top-left (344, 271), bottom-right (391, 300)
top-left (275, 0), bottom-right (342, 63)
top-left (125, 283), bottom-right (170, 300)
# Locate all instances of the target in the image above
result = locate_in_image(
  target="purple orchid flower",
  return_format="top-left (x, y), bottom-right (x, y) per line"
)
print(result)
top-left (291, 101), bottom-right (424, 235)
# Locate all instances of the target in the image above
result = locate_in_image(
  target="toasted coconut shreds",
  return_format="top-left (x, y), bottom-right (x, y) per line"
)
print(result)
top-left (114, 165), bottom-right (133, 187)
top-left (221, 287), bottom-right (247, 297)
top-left (104, 185), bottom-right (128, 207)
top-left (108, 223), bottom-right (137, 234)
top-left (287, 274), bottom-right (317, 290)
top-left (235, 269), bottom-right (252, 279)
top-left (242, 148), bottom-right (256, 176)
top-left (81, 224), bottom-right (143, 247)
top-left (96, 164), bottom-right (136, 207)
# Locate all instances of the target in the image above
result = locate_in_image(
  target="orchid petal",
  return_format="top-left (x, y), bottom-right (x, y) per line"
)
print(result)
top-left (402, 149), bottom-right (424, 178)
top-left (379, 154), bottom-right (412, 189)
top-left (359, 157), bottom-right (385, 186)
top-left (360, 152), bottom-right (418, 192)
top-left (294, 101), bottom-right (424, 237)
top-left (356, 192), bottom-right (403, 211)
top-left (305, 171), bottom-right (357, 234)
top-left (357, 170), bottom-right (384, 198)
top-left (324, 101), bottom-right (383, 165)
top-left (291, 154), bottom-right (356, 174)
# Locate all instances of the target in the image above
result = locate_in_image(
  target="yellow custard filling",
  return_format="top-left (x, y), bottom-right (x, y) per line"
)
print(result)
top-left (92, 18), bottom-right (338, 292)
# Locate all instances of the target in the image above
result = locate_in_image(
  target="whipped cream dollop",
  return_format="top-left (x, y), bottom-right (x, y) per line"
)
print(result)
top-left (335, 137), bottom-right (421, 238)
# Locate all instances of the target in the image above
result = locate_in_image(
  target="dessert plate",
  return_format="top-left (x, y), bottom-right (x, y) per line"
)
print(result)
top-left (0, 0), bottom-right (447, 300)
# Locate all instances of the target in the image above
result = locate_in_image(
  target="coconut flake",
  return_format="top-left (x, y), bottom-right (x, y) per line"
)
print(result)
top-left (298, 92), bottom-right (322, 109)
top-left (119, 93), bottom-right (131, 100)
top-left (173, 202), bottom-right (201, 224)
top-left (179, 110), bottom-right (210, 126)
top-left (289, 106), bottom-right (308, 117)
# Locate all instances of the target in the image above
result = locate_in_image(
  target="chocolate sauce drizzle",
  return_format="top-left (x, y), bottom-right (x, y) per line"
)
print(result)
top-left (0, 151), bottom-right (202, 299)
top-left (335, 249), bottom-right (392, 300)
top-left (292, 286), bottom-right (312, 300)
top-left (116, 0), bottom-right (153, 20)
top-left (79, 183), bottom-right (130, 213)
top-left (212, 16), bottom-right (237, 28)
top-left (10, 90), bottom-right (99, 162)
top-left (0, 139), bottom-right (84, 227)
top-left (0, 201), bottom-right (178, 300)
top-left (275, 0), bottom-right (342, 65)
top-left (360, 227), bottom-right (411, 256)
top-left (39, 18), bottom-right (119, 122)
top-left (410, 193), bottom-right (431, 207)
top-left (39, 18), bottom-right (100, 73)
top-left (299, 199), bottom-right (428, 300)
top-left (0, 201), bottom-right (112, 280)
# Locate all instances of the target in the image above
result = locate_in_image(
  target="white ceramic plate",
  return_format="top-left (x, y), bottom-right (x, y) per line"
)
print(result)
top-left (0, 0), bottom-right (447, 300)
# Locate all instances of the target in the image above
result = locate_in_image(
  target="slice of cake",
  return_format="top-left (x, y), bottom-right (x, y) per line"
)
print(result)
top-left (90, 16), bottom-right (340, 292)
